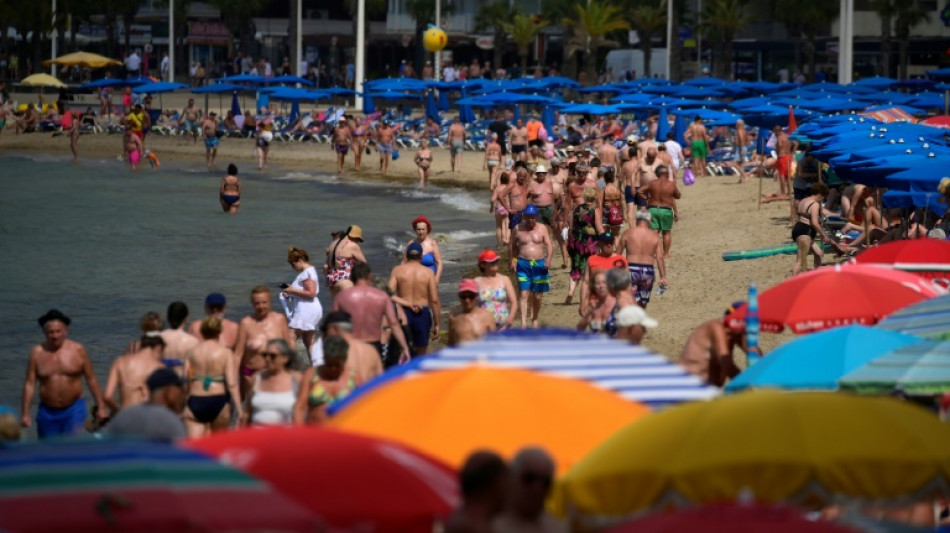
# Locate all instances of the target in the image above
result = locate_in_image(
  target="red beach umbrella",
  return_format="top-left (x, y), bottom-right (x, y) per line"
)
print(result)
top-left (788, 105), bottom-right (798, 134)
top-left (604, 503), bottom-right (860, 533)
top-left (853, 239), bottom-right (950, 287)
top-left (922, 115), bottom-right (950, 129)
top-left (184, 426), bottom-right (459, 533)
top-left (725, 264), bottom-right (944, 333)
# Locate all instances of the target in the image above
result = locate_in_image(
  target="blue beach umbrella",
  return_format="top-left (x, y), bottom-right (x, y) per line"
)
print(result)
top-left (878, 294), bottom-right (950, 340)
top-left (364, 91), bottom-right (423, 100)
top-left (656, 105), bottom-right (670, 141)
top-left (268, 88), bottom-right (327, 101)
top-left (458, 87), bottom-right (475, 124)
top-left (191, 83), bottom-right (245, 94)
top-left (927, 67), bottom-right (950, 80)
top-left (560, 103), bottom-right (623, 115)
top-left (425, 90), bottom-right (439, 121)
top-left (882, 190), bottom-right (947, 215)
top-left (725, 326), bottom-right (921, 393)
top-left (438, 89), bottom-right (450, 111)
top-left (840, 340), bottom-right (950, 395)
top-left (910, 92), bottom-right (947, 110)
top-left (672, 113), bottom-right (689, 146)
top-left (851, 76), bottom-right (897, 90)
top-left (289, 100), bottom-right (300, 124)
top-left (330, 329), bottom-right (719, 412)
top-left (542, 104), bottom-right (556, 134)
top-left (131, 82), bottom-right (188, 94)
top-left (611, 93), bottom-right (655, 104)
top-left (268, 75), bottom-right (314, 86)
top-left (362, 95), bottom-right (375, 115)
top-left (231, 92), bottom-right (241, 117)
top-left (80, 78), bottom-right (125, 89)
top-left (218, 74), bottom-right (265, 84)
top-left (683, 76), bottom-right (728, 87)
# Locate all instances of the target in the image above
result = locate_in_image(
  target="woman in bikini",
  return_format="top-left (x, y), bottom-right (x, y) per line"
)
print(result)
top-left (294, 336), bottom-right (355, 424)
top-left (351, 115), bottom-right (367, 171)
top-left (490, 172), bottom-right (512, 248)
top-left (415, 139), bottom-right (433, 187)
top-left (324, 225), bottom-right (367, 293)
top-left (599, 167), bottom-right (625, 246)
top-left (403, 215), bottom-right (443, 284)
top-left (474, 249), bottom-right (517, 330)
top-left (792, 182), bottom-right (834, 276)
top-left (484, 133), bottom-right (502, 189)
top-left (183, 316), bottom-right (242, 438)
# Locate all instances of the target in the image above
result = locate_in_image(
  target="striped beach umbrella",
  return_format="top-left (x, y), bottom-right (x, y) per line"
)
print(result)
top-left (0, 439), bottom-right (320, 533)
top-left (840, 340), bottom-right (950, 395)
top-left (877, 293), bottom-right (950, 340)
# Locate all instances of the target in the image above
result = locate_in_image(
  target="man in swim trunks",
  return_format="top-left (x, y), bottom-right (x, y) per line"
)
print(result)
top-left (388, 242), bottom-right (441, 355)
top-left (638, 165), bottom-right (681, 259)
top-left (375, 120), bottom-right (395, 175)
top-left (187, 293), bottom-right (239, 350)
top-left (510, 204), bottom-right (553, 328)
top-left (773, 124), bottom-right (795, 197)
top-left (334, 262), bottom-right (411, 364)
top-left (597, 136), bottom-right (619, 169)
top-left (618, 210), bottom-right (667, 308)
top-left (527, 164), bottom-right (557, 229)
top-left (526, 112), bottom-right (544, 148)
top-left (499, 166), bottom-right (530, 233)
top-left (332, 119), bottom-right (352, 174)
top-left (510, 118), bottom-right (528, 162)
top-left (448, 279), bottom-right (496, 346)
top-left (684, 115), bottom-right (709, 178)
top-left (202, 112), bottom-right (219, 171)
top-left (680, 310), bottom-right (749, 387)
top-left (179, 98), bottom-right (201, 143)
top-left (21, 310), bottom-right (108, 438)
top-left (619, 144), bottom-right (640, 223)
top-left (635, 147), bottom-right (661, 209)
top-left (219, 163), bottom-right (242, 214)
top-left (447, 116), bottom-right (466, 172)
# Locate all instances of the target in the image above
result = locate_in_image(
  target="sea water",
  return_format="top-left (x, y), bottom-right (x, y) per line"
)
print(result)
top-left (0, 154), bottom-right (493, 412)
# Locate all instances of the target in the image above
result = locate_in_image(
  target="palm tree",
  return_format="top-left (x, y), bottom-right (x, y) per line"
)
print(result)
top-left (775, 0), bottom-right (837, 81)
top-left (502, 14), bottom-right (548, 75)
top-left (700, 0), bottom-right (752, 80)
top-left (563, 0), bottom-right (630, 85)
top-left (475, 1), bottom-right (517, 75)
top-left (628, 0), bottom-right (667, 78)
top-left (871, 0), bottom-right (897, 77)
top-left (894, 0), bottom-right (929, 80)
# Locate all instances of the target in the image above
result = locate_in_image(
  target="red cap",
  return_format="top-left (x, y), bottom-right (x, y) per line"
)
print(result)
top-left (458, 279), bottom-right (479, 294)
top-left (478, 249), bottom-right (500, 263)
top-left (411, 216), bottom-right (432, 233)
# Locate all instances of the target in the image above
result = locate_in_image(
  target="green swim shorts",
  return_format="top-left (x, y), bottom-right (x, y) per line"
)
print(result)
top-left (649, 206), bottom-right (674, 232)
top-left (691, 139), bottom-right (707, 159)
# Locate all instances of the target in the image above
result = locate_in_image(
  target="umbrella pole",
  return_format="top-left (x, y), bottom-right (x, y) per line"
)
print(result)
top-left (757, 167), bottom-right (763, 210)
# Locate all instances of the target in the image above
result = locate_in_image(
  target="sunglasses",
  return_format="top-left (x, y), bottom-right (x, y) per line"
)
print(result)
top-left (459, 293), bottom-right (477, 300)
top-left (262, 351), bottom-right (282, 359)
top-left (520, 472), bottom-right (552, 489)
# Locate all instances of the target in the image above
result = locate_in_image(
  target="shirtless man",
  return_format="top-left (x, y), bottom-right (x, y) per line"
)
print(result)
top-left (202, 112), bottom-right (219, 170)
top-left (684, 116), bottom-right (709, 178)
top-left (735, 119), bottom-right (750, 164)
top-left (636, 148), bottom-right (662, 202)
top-left (597, 136), bottom-right (619, 170)
top-left (656, 144), bottom-right (674, 172)
top-left (484, 133), bottom-right (503, 189)
top-left (179, 98), bottom-right (201, 143)
top-left (235, 285), bottom-right (294, 396)
top-left (493, 448), bottom-right (568, 533)
top-left (447, 116), bottom-right (466, 172)
top-left (548, 157), bottom-right (570, 267)
top-left (14, 103), bottom-right (39, 134)
top-left (636, 132), bottom-right (658, 162)
top-left (375, 120), bottom-right (395, 175)
top-left (188, 293), bottom-right (239, 350)
top-left (332, 119), bottom-right (352, 174)
top-left (445, 452), bottom-right (509, 533)
top-left (773, 124), bottom-right (795, 197)
top-left (103, 331), bottom-right (166, 412)
top-left (510, 204), bottom-right (553, 328)
top-left (21, 310), bottom-right (108, 438)
top-left (620, 135), bottom-right (637, 161)
top-left (527, 164), bottom-right (557, 233)
top-left (638, 165), bottom-right (681, 259)
top-left (333, 262), bottom-right (410, 363)
top-left (388, 242), bottom-right (441, 355)
top-left (618, 210), bottom-right (667, 308)
top-left (499, 167), bottom-right (530, 234)
top-left (448, 279), bottom-right (496, 346)
top-left (510, 119), bottom-right (528, 162)
top-left (219, 163), bottom-right (241, 214)
top-left (680, 312), bottom-right (751, 387)
top-left (161, 301), bottom-right (199, 372)
top-left (320, 311), bottom-right (383, 386)
top-left (620, 147), bottom-right (640, 222)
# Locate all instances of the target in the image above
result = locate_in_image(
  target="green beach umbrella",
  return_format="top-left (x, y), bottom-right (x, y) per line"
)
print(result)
top-left (839, 340), bottom-right (950, 395)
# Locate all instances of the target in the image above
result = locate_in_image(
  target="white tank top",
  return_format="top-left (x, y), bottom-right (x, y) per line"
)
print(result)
top-left (250, 375), bottom-right (297, 425)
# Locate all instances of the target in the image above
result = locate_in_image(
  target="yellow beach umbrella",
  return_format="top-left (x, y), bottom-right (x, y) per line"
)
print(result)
top-left (329, 366), bottom-right (648, 475)
top-left (555, 390), bottom-right (950, 524)
top-left (43, 51), bottom-right (122, 69)
top-left (20, 73), bottom-right (67, 88)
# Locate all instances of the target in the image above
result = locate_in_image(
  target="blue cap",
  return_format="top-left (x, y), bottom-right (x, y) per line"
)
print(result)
top-left (523, 204), bottom-right (539, 217)
top-left (407, 242), bottom-right (424, 258)
top-left (205, 292), bottom-right (226, 306)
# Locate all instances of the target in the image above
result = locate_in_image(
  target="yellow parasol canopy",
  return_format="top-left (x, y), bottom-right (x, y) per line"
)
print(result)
top-left (20, 73), bottom-right (67, 88)
top-left (329, 366), bottom-right (648, 475)
top-left (554, 390), bottom-right (950, 525)
top-left (43, 51), bottom-right (122, 69)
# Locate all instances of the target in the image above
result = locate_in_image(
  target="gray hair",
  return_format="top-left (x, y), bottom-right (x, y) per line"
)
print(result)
top-left (323, 335), bottom-right (349, 363)
top-left (606, 268), bottom-right (631, 292)
top-left (266, 338), bottom-right (297, 369)
top-left (636, 210), bottom-right (652, 222)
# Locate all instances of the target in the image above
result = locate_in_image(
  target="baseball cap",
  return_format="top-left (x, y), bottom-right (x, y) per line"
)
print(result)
top-left (597, 232), bottom-right (614, 243)
top-left (615, 305), bottom-right (658, 329)
top-left (458, 279), bottom-right (479, 294)
top-left (205, 293), bottom-right (226, 306)
top-left (535, 164), bottom-right (547, 173)
top-left (523, 204), bottom-right (539, 217)
top-left (407, 241), bottom-right (423, 258)
top-left (146, 368), bottom-right (184, 392)
top-left (478, 249), bottom-right (500, 263)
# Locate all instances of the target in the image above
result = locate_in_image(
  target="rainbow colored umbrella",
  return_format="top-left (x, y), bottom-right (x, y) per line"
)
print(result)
top-left (0, 439), bottom-right (320, 533)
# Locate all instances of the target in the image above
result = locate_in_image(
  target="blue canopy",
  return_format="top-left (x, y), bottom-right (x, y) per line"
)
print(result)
top-left (611, 93), bottom-right (655, 104)
top-left (458, 87), bottom-right (475, 123)
top-left (892, 78), bottom-right (936, 92)
top-left (218, 74), bottom-right (266, 84)
top-left (927, 67), bottom-right (950, 80)
top-left (131, 82), bottom-right (188, 94)
top-left (882, 190), bottom-right (947, 216)
top-left (268, 75), bottom-right (314, 86)
top-left (910, 92), bottom-right (947, 109)
top-left (364, 77), bottom-right (428, 92)
top-left (288, 100), bottom-right (300, 124)
top-left (363, 91), bottom-right (423, 100)
top-left (672, 113), bottom-right (689, 146)
top-left (231, 92), bottom-right (241, 117)
top-left (560, 103), bottom-right (622, 115)
top-left (266, 88), bottom-right (328, 101)
top-left (882, 160), bottom-right (950, 192)
top-left (657, 105), bottom-right (670, 141)
top-left (318, 87), bottom-right (360, 97)
top-left (576, 83), bottom-right (628, 94)
top-left (425, 90), bottom-right (439, 121)
top-left (191, 83), bottom-right (245, 94)
top-left (863, 104), bottom-right (926, 115)
top-left (729, 96), bottom-right (775, 110)
top-left (330, 329), bottom-right (719, 412)
top-left (80, 78), bottom-right (125, 89)
top-left (850, 76), bottom-right (897, 90)
top-left (682, 76), bottom-right (728, 87)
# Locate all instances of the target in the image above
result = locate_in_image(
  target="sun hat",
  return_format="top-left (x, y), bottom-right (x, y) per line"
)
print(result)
top-left (458, 279), bottom-right (479, 294)
top-left (347, 225), bottom-right (364, 241)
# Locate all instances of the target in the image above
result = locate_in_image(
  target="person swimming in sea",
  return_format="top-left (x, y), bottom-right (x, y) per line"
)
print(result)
top-left (219, 163), bottom-right (241, 214)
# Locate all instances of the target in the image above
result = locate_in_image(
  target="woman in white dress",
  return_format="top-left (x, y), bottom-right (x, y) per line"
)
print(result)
top-left (282, 247), bottom-right (323, 358)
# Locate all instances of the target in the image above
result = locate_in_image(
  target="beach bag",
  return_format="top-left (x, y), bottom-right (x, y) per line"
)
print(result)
top-left (607, 204), bottom-right (624, 226)
top-left (683, 167), bottom-right (696, 186)
top-left (392, 149), bottom-right (400, 160)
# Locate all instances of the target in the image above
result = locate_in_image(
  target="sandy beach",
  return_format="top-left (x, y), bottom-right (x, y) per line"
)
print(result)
top-left (1, 91), bottom-right (800, 360)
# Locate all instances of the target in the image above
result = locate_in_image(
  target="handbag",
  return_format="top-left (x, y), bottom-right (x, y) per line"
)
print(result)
top-left (683, 167), bottom-right (696, 186)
